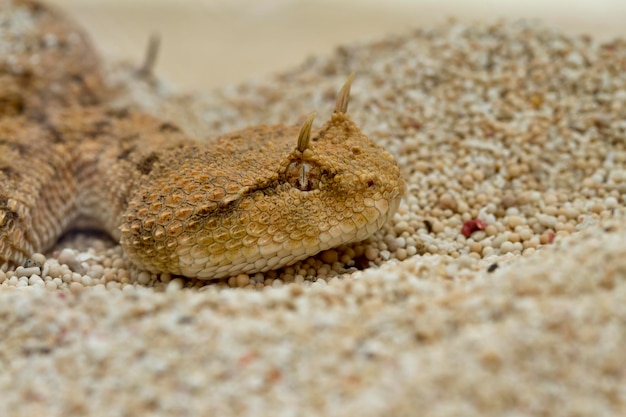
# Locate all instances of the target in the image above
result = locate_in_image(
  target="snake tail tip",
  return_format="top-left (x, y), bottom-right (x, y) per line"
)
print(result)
top-left (136, 32), bottom-right (161, 78)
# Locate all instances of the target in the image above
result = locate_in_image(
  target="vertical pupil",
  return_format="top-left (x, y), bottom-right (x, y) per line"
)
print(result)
top-left (299, 164), bottom-right (309, 189)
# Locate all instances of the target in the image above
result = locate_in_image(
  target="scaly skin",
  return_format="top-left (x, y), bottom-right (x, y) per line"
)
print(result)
top-left (0, 0), bottom-right (405, 279)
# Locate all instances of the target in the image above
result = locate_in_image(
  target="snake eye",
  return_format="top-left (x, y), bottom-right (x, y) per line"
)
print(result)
top-left (285, 112), bottom-right (322, 191)
top-left (286, 160), bottom-right (320, 191)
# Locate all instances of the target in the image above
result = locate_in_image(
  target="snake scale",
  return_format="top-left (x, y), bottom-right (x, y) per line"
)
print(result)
top-left (0, 0), bottom-right (405, 279)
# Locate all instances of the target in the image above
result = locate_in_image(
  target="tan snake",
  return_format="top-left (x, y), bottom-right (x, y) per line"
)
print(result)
top-left (0, 0), bottom-right (405, 279)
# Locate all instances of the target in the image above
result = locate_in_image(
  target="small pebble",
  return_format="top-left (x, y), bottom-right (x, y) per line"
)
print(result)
top-left (166, 278), bottom-right (184, 292)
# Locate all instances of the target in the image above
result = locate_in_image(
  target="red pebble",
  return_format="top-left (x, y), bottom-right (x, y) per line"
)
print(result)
top-left (461, 219), bottom-right (486, 238)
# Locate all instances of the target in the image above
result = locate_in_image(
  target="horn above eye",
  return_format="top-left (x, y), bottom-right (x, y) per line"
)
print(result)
top-left (334, 73), bottom-right (355, 114)
top-left (296, 112), bottom-right (316, 152)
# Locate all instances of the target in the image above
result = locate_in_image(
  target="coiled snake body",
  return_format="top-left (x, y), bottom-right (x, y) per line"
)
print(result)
top-left (0, 0), bottom-right (405, 279)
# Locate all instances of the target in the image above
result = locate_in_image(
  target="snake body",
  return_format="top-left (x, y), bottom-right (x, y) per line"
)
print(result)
top-left (0, 0), bottom-right (405, 279)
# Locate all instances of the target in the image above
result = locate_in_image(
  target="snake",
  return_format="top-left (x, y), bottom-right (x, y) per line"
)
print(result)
top-left (0, 0), bottom-right (405, 279)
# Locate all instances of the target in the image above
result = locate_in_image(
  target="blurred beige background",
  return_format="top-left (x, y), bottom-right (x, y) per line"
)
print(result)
top-left (51, 0), bottom-right (625, 90)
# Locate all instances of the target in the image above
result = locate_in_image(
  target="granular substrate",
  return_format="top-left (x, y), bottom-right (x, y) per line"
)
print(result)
top-left (1, 20), bottom-right (625, 416)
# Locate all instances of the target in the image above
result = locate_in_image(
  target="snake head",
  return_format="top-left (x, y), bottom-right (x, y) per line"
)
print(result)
top-left (121, 75), bottom-right (405, 279)
top-left (283, 74), bottom-right (406, 251)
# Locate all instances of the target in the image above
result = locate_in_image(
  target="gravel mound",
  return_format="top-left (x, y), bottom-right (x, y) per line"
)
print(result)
top-left (1, 20), bottom-right (625, 416)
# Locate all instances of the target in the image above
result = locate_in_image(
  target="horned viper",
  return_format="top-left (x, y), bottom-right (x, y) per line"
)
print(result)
top-left (0, 0), bottom-right (405, 279)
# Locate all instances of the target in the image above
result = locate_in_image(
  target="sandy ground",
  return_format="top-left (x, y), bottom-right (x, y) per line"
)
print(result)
top-left (1, 1), bottom-right (626, 416)
top-left (51, 0), bottom-right (626, 90)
